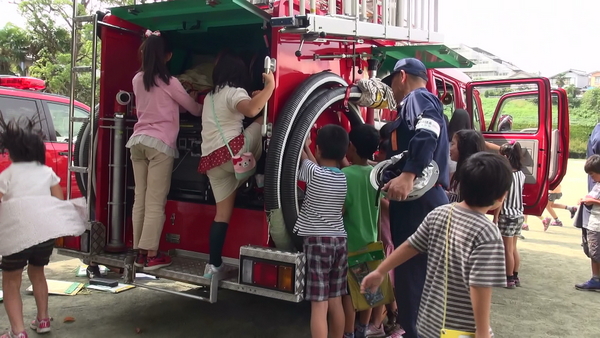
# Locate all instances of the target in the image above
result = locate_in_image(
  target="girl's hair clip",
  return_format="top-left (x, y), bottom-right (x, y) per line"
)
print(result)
top-left (509, 140), bottom-right (516, 145)
top-left (144, 30), bottom-right (161, 38)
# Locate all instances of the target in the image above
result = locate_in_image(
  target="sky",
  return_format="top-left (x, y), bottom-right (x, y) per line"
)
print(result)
top-left (1, 0), bottom-right (599, 77)
top-left (438, 0), bottom-right (600, 76)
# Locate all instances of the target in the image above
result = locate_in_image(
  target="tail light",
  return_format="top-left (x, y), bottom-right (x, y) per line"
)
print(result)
top-left (240, 257), bottom-right (295, 293)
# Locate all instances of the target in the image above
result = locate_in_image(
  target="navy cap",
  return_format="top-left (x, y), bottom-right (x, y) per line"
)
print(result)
top-left (381, 58), bottom-right (428, 86)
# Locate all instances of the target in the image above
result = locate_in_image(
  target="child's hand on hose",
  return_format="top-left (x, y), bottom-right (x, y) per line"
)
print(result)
top-left (360, 270), bottom-right (385, 294)
top-left (304, 134), bottom-right (312, 149)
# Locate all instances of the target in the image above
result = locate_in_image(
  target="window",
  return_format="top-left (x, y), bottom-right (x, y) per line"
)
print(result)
top-left (0, 96), bottom-right (41, 125)
top-left (471, 83), bottom-right (540, 134)
top-left (594, 77), bottom-right (600, 85)
top-left (435, 79), bottom-right (455, 120)
top-left (46, 102), bottom-right (89, 142)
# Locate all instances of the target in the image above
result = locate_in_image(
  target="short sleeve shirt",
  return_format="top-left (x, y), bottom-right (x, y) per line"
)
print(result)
top-left (342, 164), bottom-right (378, 252)
top-left (201, 86), bottom-right (251, 155)
top-left (0, 162), bottom-right (60, 202)
top-left (293, 159), bottom-right (347, 237)
top-left (407, 204), bottom-right (506, 337)
top-left (586, 182), bottom-right (600, 232)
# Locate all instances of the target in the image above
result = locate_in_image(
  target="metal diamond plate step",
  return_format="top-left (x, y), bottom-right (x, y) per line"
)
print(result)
top-left (57, 249), bottom-right (303, 302)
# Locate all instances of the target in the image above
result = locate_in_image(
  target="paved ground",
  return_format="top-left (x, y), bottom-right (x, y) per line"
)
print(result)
top-left (1, 159), bottom-right (599, 337)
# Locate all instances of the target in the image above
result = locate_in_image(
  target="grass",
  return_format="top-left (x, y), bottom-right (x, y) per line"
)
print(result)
top-left (491, 159), bottom-right (600, 338)
top-left (476, 97), bottom-right (595, 157)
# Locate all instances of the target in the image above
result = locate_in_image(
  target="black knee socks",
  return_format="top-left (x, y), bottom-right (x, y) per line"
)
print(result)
top-left (209, 221), bottom-right (229, 267)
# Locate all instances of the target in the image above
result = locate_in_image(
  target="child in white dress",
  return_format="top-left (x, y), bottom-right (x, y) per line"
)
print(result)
top-left (0, 117), bottom-right (86, 338)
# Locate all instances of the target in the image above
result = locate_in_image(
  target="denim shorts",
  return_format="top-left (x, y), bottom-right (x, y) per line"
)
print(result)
top-left (498, 215), bottom-right (524, 237)
top-left (549, 192), bottom-right (563, 202)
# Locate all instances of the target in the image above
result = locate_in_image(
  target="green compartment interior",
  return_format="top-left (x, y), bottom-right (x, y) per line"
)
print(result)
top-left (166, 24), bottom-right (270, 74)
top-left (110, 0), bottom-right (269, 33)
top-left (110, 0), bottom-right (271, 75)
top-left (374, 44), bottom-right (473, 77)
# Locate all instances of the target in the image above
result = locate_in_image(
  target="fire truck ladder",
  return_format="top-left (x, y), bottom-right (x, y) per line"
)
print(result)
top-left (66, 11), bottom-right (98, 216)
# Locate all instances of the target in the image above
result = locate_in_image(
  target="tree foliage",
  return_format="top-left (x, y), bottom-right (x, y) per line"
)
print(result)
top-left (0, 23), bottom-right (35, 75)
top-left (554, 72), bottom-right (568, 88)
top-left (564, 84), bottom-right (581, 99)
top-left (16, 0), bottom-right (97, 105)
top-left (0, 0), bottom-right (132, 106)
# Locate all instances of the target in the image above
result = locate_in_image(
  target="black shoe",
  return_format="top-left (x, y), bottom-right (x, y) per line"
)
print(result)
top-left (568, 206), bottom-right (577, 219)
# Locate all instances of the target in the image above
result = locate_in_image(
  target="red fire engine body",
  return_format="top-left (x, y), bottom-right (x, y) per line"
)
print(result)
top-left (58, 0), bottom-right (570, 302)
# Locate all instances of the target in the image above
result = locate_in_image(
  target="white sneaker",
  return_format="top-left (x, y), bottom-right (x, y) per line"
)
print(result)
top-left (203, 264), bottom-right (225, 279)
top-left (365, 324), bottom-right (386, 338)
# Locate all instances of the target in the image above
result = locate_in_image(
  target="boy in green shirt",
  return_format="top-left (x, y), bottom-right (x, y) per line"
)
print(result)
top-left (341, 124), bottom-right (381, 338)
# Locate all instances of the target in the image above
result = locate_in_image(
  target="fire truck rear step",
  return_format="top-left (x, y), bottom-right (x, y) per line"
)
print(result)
top-left (57, 248), bottom-right (303, 303)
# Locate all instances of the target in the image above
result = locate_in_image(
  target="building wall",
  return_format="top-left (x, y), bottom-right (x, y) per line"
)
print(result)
top-left (550, 72), bottom-right (589, 88)
top-left (590, 72), bottom-right (600, 87)
top-left (449, 44), bottom-right (517, 80)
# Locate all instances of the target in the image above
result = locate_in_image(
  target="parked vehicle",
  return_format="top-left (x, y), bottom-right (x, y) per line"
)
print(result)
top-left (0, 76), bottom-right (89, 200)
top-left (57, 0), bottom-right (569, 303)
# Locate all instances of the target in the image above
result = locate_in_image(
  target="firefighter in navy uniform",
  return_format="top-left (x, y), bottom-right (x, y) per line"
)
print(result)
top-left (381, 58), bottom-right (449, 338)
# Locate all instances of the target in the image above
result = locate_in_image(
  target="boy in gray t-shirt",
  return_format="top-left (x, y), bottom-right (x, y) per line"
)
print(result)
top-left (575, 154), bottom-right (600, 291)
top-left (361, 152), bottom-right (510, 338)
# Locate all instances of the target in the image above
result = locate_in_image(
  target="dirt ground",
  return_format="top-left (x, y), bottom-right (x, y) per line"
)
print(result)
top-left (491, 159), bottom-right (599, 338)
top-left (0, 159), bottom-right (599, 338)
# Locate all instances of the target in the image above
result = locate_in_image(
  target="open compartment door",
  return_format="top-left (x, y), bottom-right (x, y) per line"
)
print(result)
top-left (466, 78), bottom-right (552, 216)
top-left (548, 88), bottom-right (569, 189)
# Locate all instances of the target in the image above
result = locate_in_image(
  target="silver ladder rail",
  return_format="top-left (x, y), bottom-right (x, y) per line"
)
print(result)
top-left (67, 7), bottom-right (98, 223)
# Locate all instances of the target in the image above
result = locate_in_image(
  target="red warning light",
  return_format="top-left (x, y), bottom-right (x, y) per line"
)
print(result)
top-left (0, 77), bottom-right (46, 91)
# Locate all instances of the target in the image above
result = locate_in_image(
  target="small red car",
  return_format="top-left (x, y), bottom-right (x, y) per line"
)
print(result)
top-left (0, 76), bottom-right (89, 198)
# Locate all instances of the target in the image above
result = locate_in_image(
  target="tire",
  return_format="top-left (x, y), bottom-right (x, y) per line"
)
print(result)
top-left (73, 112), bottom-right (98, 203)
top-left (279, 86), bottom-right (363, 249)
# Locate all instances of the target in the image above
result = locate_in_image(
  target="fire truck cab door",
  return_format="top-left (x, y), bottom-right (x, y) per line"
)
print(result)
top-left (466, 78), bottom-right (552, 216)
top-left (548, 89), bottom-right (569, 190)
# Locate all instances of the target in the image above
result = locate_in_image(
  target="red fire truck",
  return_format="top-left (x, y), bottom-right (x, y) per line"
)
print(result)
top-left (57, 0), bottom-right (570, 302)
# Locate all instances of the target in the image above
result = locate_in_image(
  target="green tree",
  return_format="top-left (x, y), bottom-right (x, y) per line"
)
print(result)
top-left (554, 73), bottom-right (568, 88)
top-left (18, 0), bottom-right (89, 102)
top-left (17, 0), bottom-right (133, 105)
top-left (581, 88), bottom-right (600, 112)
top-left (565, 84), bottom-right (580, 98)
top-left (0, 23), bottom-right (35, 75)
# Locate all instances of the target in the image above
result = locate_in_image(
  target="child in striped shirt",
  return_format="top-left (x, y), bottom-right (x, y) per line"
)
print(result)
top-left (494, 141), bottom-right (526, 289)
top-left (361, 152), bottom-right (509, 338)
top-left (294, 124), bottom-right (349, 338)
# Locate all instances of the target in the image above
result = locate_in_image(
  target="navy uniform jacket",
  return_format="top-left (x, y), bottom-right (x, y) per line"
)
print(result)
top-left (384, 87), bottom-right (449, 189)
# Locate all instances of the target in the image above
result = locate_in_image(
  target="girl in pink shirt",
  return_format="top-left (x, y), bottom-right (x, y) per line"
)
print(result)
top-left (126, 31), bottom-right (202, 271)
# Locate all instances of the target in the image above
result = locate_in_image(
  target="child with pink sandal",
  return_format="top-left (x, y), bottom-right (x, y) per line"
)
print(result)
top-left (0, 117), bottom-right (86, 338)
